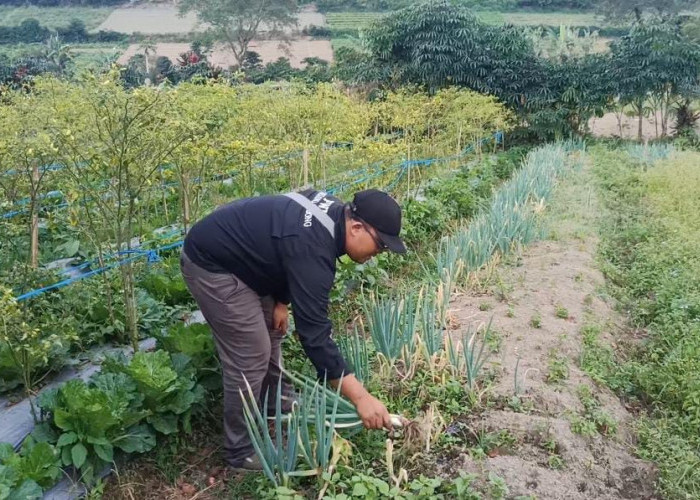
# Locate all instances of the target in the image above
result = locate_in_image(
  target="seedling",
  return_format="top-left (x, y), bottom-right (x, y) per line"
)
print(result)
top-left (555, 305), bottom-right (569, 319)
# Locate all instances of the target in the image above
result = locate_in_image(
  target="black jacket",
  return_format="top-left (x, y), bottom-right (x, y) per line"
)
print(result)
top-left (183, 190), bottom-right (349, 380)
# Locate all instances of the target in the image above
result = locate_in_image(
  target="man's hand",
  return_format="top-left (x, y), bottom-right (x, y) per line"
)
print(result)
top-left (355, 393), bottom-right (393, 430)
top-left (273, 302), bottom-right (289, 334)
top-left (331, 374), bottom-right (393, 431)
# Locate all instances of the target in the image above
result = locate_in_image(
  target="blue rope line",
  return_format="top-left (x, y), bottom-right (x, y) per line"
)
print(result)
top-left (14, 132), bottom-right (502, 301)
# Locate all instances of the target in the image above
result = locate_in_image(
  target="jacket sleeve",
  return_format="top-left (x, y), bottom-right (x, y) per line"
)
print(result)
top-left (285, 253), bottom-right (350, 380)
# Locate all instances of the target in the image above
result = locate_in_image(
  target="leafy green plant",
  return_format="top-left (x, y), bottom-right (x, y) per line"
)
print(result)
top-left (555, 305), bottom-right (569, 319)
top-left (37, 374), bottom-right (155, 484)
top-left (0, 439), bottom-right (60, 497)
top-left (156, 322), bottom-right (220, 389)
top-left (0, 286), bottom-right (74, 417)
top-left (417, 288), bottom-right (445, 359)
top-left (570, 385), bottom-right (618, 437)
top-left (241, 372), bottom-right (368, 489)
top-left (400, 198), bottom-right (449, 247)
top-left (0, 463), bottom-right (43, 500)
top-left (488, 471), bottom-right (509, 499)
top-left (546, 352), bottom-right (569, 384)
top-left (102, 350), bottom-right (205, 435)
top-left (529, 313), bottom-right (542, 329)
top-left (140, 256), bottom-right (192, 307)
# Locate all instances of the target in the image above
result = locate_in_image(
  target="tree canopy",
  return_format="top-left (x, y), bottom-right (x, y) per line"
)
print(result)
top-left (179, 0), bottom-right (298, 67)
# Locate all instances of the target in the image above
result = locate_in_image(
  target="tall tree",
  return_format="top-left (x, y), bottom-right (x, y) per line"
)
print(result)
top-left (361, 0), bottom-right (549, 113)
top-left (178, 0), bottom-right (298, 67)
top-left (598, 0), bottom-right (700, 22)
top-left (610, 18), bottom-right (700, 139)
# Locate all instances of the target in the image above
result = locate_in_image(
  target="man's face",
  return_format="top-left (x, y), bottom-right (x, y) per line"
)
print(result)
top-left (345, 219), bottom-right (386, 263)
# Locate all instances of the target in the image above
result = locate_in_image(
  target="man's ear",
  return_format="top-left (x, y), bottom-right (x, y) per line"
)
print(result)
top-left (348, 219), bottom-right (363, 235)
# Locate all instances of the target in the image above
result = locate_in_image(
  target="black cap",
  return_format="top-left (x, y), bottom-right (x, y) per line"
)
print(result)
top-left (351, 189), bottom-right (406, 254)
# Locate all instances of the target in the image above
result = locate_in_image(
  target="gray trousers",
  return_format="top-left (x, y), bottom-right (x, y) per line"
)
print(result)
top-left (180, 251), bottom-right (286, 465)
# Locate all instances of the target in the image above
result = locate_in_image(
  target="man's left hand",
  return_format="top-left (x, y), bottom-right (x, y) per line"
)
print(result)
top-left (273, 302), bottom-right (289, 334)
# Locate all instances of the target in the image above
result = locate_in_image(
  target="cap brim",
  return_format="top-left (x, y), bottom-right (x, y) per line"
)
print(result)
top-left (378, 231), bottom-right (407, 254)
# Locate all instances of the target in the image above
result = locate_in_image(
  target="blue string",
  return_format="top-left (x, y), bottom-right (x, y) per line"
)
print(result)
top-left (14, 132), bottom-right (501, 301)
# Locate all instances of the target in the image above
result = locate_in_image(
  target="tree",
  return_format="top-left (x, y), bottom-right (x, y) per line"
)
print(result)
top-left (178, 0), bottom-right (298, 67)
top-left (610, 18), bottom-right (700, 139)
top-left (598, 0), bottom-right (700, 22)
top-left (44, 71), bottom-right (185, 351)
top-left (0, 93), bottom-right (61, 268)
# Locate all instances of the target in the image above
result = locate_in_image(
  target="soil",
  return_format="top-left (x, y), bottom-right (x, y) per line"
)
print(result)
top-left (587, 111), bottom-right (699, 141)
top-left (442, 160), bottom-right (659, 499)
top-left (97, 3), bottom-right (325, 34)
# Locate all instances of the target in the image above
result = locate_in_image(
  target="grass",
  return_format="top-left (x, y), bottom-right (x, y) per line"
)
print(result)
top-left (0, 6), bottom-right (115, 30)
top-left (325, 12), bottom-right (385, 31)
top-left (555, 305), bottom-right (569, 319)
top-left (546, 351), bottom-right (569, 384)
top-left (0, 43), bottom-right (124, 73)
top-left (476, 10), bottom-right (605, 27)
top-left (594, 145), bottom-right (700, 498)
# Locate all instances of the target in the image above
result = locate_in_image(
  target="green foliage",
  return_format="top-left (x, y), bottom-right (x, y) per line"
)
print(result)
top-left (400, 198), bottom-right (449, 247)
top-left (102, 350), bottom-right (205, 435)
top-left (554, 305), bottom-right (569, 319)
top-left (570, 385), bottom-right (618, 436)
top-left (37, 375), bottom-right (154, 484)
top-left (595, 147), bottom-right (700, 497)
top-left (140, 257), bottom-right (192, 307)
top-left (156, 323), bottom-right (219, 385)
top-left (35, 349), bottom-right (206, 486)
top-left (546, 351), bottom-right (569, 383)
top-left (0, 286), bottom-right (73, 401)
top-left (337, 326), bottom-right (372, 384)
top-left (0, 464), bottom-right (42, 500)
top-left (178, 0), bottom-right (297, 67)
top-left (0, 18), bottom-right (124, 45)
top-left (362, 2), bottom-right (545, 111)
top-left (610, 17), bottom-right (700, 140)
top-left (447, 321), bottom-right (492, 391)
top-left (0, 440), bottom-right (60, 492)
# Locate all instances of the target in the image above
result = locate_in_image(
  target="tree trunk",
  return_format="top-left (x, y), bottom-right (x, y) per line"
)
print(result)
top-left (182, 179), bottom-right (191, 233)
top-left (160, 168), bottom-right (169, 222)
top-left (302, 148), bottom-right (309, 187)
top-left (638, 105), bottom-right (644, 142)
top-left (29, 164), bottom-right (39, 269)
top-left (121, 261), bottom-right (139, 352)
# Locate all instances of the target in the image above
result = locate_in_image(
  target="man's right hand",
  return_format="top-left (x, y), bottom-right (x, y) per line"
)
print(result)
top-left (355, 393), bottom-right (393, 430)
top-left (330, 374), bottom-right (393, 430)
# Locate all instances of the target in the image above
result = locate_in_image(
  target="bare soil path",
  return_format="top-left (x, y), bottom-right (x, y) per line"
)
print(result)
top-left (445, 159), bottom-right (658, 499)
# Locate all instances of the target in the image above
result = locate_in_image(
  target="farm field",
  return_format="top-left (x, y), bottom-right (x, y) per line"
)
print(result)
top-left (97, 4), bottom-right (327, 34)
top-left (98, 143), bottom-right (671, 499)
top-left (0, 6), bottom-right (114, 30)
top-left (1, 1), bottom-right (699, 498)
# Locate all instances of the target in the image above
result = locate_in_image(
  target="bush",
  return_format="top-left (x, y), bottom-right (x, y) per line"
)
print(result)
top-left (0, 18), bottom-right (126, 45)
top-left (401, 197), bottom-right (450, 246)
top-left (302, 24), bottom-right (332, 38)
